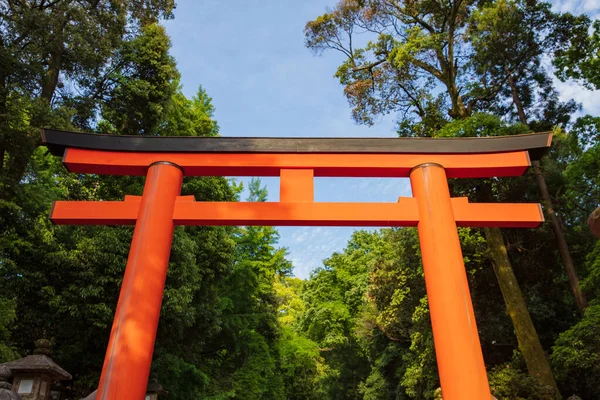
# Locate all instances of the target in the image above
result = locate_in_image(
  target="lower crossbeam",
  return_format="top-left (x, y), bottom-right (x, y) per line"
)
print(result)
top-left (50, 197), bottom-right (543, 228)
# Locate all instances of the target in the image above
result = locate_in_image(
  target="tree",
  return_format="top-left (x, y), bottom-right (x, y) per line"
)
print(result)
top-left (0, 297), bottom-right (16, 362)
top-left (304, 0), bottom-right (503, 125)
top-left (553, 16), bottom-right (600, 90)
top-left (193, 178), bottom-right (292, 399)
top-left (299, 231), bottom-right (382, 399)
top-left (305, 2), bottom-right (564, 397)
top-left (551, 305), bottom-right (600, 399)
top-left (99, 23), bottom-right (179, 136)
top-left (0, 62), bottom-right (247, 397)
top-left (274, 276), bottom-right (324, 400)
top-left (469, 0), bottom-right (587, 315)
top-left (160, 85), bottom-right (220, 137)
top-left (0, 0), bottom-right (175, 199)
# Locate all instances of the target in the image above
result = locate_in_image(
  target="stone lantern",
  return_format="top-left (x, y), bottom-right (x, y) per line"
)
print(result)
top-left (144, 374), bottom-right (167, 400)
top-left (2, 340), bottom-right (71, 400)
top-left (0, 365), bottom-right (21, 400)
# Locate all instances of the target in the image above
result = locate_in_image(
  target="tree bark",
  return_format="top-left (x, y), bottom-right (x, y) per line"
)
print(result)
top-left (0, 47), bottom-right (64, 199)
top-left (0, 147), bottom-right (5, 177)
top-left (505, 66), bottom-right (528, 125)
top-left (532, 160), bottom-right (588, 315)
top-left (41, 49), bottom-right (63, 102)
top-left (588, 206), bottom-right (600, 237)
top-left (484, 227), bottom-right (562, 400)
top-left (505, 64), bottom-right (587, 315)
top-left (445, 24), bottom-right (468, 120)
top-left (447, 81), bottom-right (469, 119)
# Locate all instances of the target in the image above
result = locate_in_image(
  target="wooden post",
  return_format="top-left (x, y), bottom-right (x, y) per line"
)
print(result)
top-left (96, 162), bottom-right (183, 400)
top-left (410, 163), bottom-right (491, 400)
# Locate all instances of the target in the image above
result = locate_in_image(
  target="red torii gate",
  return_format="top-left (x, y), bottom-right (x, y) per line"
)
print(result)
top-left (42, 129), bottom-right (551, 400)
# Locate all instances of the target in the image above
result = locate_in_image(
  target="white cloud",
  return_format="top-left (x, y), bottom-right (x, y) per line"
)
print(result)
top-left (554, 79), bottom-right (600, 117)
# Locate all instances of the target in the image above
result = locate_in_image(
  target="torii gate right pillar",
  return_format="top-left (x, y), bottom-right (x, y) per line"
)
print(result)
top-left (411, 163), bottom-right (490, 399)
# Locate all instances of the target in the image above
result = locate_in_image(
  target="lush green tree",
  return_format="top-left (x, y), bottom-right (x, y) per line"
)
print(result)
top-left (273, 276), bottom-right (325, 399)
top-left (468, 0), bottom-right (587, 319)
top-left (160, 85), bottom-right (220, 137)
top-left (299, 231), bottom-right (384, 399)
top-left (190, 178), bottom-right (292, 399)
top-left (0, 0), bottom-right (175, 199)
top-left (0, 297), bottom-right (16, 362)
top-left (304, 2), bottom-right (597, 396)
top-left (553, 16), bottom-right (600, 90)
top-left (551, 305), bottom-right (600, 399)
top-left (99, 23), bottom-right (179, 136)
top-left (0, 64), bottom-right (246, 397)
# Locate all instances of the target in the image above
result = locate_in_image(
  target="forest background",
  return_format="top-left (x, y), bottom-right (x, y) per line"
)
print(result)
top-left (2, 0), bottom-right (600, 399)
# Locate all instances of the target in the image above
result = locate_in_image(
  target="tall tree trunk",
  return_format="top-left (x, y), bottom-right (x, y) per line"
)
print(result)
top-left (447, 82), bottom-right (469, 119)
top-left (447, 71), bottom-right (561, 395)
top-left (41, 50), bottom-right (63, 102)
top-left (505, 65), bottom-right (587, 315)
top-left (505, 66), bottom-right (528, 124)
top-left (445, 25), bottom-right (469, 120)
top-left (474, 179), bottom-right (561, 399)
top-left (532, 160), bottom-right (588, 314)
top-left (484, 227), bottom-right (562, 399)
top-left (0, 78), bottom-right (12, 198)
top-left (0, 49), bottom-right (64, 199)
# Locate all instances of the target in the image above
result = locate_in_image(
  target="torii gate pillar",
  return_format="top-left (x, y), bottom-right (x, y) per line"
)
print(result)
top-left (96, 162), bottom-right (183, 400)
top-left (411, 164), bottom-right (489, 398)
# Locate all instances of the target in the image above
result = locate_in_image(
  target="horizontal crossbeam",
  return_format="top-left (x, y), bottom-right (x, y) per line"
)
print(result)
top-left (50, 197), bottom-right (543, 228)
top-left (61, 148), bottom-right (532, 178)
top-left (42, 129), bottom-right (552, 161)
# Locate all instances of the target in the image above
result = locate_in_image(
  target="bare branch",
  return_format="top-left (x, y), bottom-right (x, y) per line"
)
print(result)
top-left (352, 59), bottom-right (386, 72)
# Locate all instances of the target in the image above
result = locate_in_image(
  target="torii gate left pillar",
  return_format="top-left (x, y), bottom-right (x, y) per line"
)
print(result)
top-left (97, 161), bottom-right (183, 400)
top-left (42, 129), bottom-right (552, 400)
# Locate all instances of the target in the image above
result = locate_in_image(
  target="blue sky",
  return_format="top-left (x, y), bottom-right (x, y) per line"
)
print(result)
top-left (164, 0), bottom-right (600, 279)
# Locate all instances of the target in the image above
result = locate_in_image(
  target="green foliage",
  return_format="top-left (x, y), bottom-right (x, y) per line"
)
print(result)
top-left (488, 360), bottom-right (546, 400)
top-left (553, 16), bottom-right (600, 90)
top-left (0, 297), bottom-right (16, 362)
top-left (551, 305), bottom-right (600, 399)
top-left (278, 326), bottom-right (323, 400)
top-left (153, 353), bottom-right (210, 400)
top-left (230, 330), bottom-right (283, 400)
top-left (436, 113), bottom-right (530, 138)
top-left (160, 86), bottom-right (220, 137)
top-left (359, 367), bottom-right (390, 400)
top-left (100, 23), bottom-right (179, 135)
top-left (304, 0), bottom-right (477, 124)
top-left (0, 0), bottom-right (176, 198)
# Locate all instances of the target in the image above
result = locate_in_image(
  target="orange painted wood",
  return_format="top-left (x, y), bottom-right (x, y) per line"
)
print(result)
top-left (96, 162), bottom-right (183, 400)
top-left (410, 164), bottom-right (491, 400)
top-left (51, 195), bottom-right (195, 224)
top-left (280, 169), bottom-right (314, 202)
top-left (51, 200), bottom-right (140, 225)
top-left (450, 197), bottom-right (543, 228)
top-left (47, 135), bottom-right (551, 400)
top-left (62, 148), bottom-right (531, 178)
top-left (50, 198), bottom-right (543, 227)
top-left (174, 201), bottom-right (419, 226)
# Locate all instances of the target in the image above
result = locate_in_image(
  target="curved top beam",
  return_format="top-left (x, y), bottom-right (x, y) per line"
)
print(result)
top-left (41, 129), bottom-right (551, 160)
